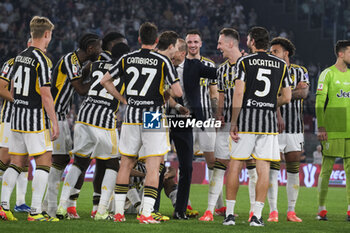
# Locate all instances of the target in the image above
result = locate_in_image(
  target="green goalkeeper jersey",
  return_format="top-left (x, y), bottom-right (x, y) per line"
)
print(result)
top-left (316, 65), bottom-right (350, 139)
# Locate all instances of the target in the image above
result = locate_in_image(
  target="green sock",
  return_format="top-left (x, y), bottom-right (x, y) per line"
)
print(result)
top-left (318, 156), bottom-right (335, 207)
top-left (343, 158), bottom-right (350, 205)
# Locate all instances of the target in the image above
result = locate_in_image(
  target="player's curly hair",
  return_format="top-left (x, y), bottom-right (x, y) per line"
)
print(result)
top-left (111, 42), bottom-right (130, 60)
top-left (270, 37), bottom-right (295, 57)
top-left (78, 33), bottom-right (100, 52)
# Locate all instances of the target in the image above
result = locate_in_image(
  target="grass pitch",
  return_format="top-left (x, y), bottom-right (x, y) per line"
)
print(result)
top-left (0, 182), bottom-right (349, 232)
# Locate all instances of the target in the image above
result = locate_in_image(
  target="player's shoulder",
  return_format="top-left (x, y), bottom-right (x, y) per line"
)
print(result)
top-left (218, 59), bottom-right (229, 68)
top-left (290, 63), bottom-right (308, 72)
top-left (70, 51), bottom-right (81, 66)
top-left (4, 58), bottom-right (15, 66)
top-left (318, 66), bottom-right (334, 82)
top-left (32, 48), bottom-right (52, 68)
top-left (200, 56), bottom-right (215, 67)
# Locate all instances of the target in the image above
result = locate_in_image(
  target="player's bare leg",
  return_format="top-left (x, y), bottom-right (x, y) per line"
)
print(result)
top-left (253, 160), bottom-right (270, 222)
top-left (114, 155), bottom-right (136, 222)
top-left (225, 159), bottom-right (244, 222)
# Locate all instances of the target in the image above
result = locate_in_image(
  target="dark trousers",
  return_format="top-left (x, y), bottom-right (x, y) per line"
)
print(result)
top-left (171, 121), bottom-right (193, 214)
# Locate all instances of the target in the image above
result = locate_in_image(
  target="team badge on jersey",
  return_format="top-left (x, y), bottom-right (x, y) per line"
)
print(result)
top-left (143, 111), bottom-right (162, 129)
top-left (72, 64), bottom-right (79, 76)
top-left (2, 64), bottom-right (9, 75)
top-left (317, 83), bottom-right (323, 91)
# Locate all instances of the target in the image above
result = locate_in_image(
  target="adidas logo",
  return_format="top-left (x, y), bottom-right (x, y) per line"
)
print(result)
top-left (64, 182), bottom-right (70, 187)
top-left (102, 186), bottom-right (107, 190)
top-left (3, 181), bottom-right (8, 186)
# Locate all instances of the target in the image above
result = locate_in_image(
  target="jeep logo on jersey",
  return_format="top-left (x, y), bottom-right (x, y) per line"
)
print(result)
top-left (336, 89), bottom-right (350, 98)
top-left (143, 111), bottom-right (162, 129)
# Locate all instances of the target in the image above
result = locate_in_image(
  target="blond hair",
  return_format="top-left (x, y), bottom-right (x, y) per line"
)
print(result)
top-left (30, 16), bottom-right (54, 39)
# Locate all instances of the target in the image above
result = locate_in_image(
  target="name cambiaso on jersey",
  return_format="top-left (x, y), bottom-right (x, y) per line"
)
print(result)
top-left (217, 59), bottom-right (235, 123)
top-left (280, 64), bottom-right (309, 134)
top-left (76, 60), bottom-right (124, 129)
top-left (199, 56), bottom-right (216, 120)
top-left (235, 52), bottom-right (291, 134)
top-left (0, 58), bottom-right (15, 123)
top-left (11, 47), bottom-right (52, 132)
top-left (51, 51), bottom-right (82, 120)
top-left (109, 49), bottom-right (178, 123)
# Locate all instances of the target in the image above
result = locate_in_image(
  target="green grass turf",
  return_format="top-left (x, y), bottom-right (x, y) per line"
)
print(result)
top-left (0, 182), bottom-right (349, 232)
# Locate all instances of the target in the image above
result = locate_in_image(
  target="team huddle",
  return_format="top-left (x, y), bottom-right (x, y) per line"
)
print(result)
top-left (0, 15), bottom-right (349, 227)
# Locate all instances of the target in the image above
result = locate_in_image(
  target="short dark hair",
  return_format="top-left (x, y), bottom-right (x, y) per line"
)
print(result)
top-left (78, 33), bottom-right (100, 51)
top-left (186, 29), bottom-right (202, 39)
top-left (139, 22), bottom-right (158, 45)
top-left (111, 42), bottom-right (130, 60)
top-left (335, 40), bottom-right (350, 57)
top-left (219, 28), bottom-right (240, 42)
top-left (102, 32), bottom-right (125, 51)
top-left (248, 26), bottom-right (270, 50)
top-left (270, 37), bottom-right (295, 57)
top-left (157, 31), bottom-right (179, 51)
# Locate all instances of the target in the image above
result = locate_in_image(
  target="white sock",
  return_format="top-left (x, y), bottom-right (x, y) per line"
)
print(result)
top-left (348, 205), bottom-right (350, 211)
top-left (141, 196), bottom-right (155, 217)
top-left (97, 169), bottom-right (117, 214)
top-left (187, 199), bottom-right (191, 207)
top-left (253, 201), bottom-right (264, 219)
top-left (287, 172), bottom-right (299, 212)
top-left (114, 193), bottom-right (127, 215)
top-left (168, 190), bottom-right (177, 207)
top-left (46, 167), bottom-right (63, 210)
top-left (16, 171), bottom-right (28, 206)
top-left (247, 168), bottom-right (257, 212)
top-left (1, 167), bottom-right (20, 210)
top-left (318, 206), bottom-right (326, 212)
top-left (225, 200), bottom-right (236, 217)
top-left (107, 194), bottom-right (115, 213)
top-left (127, 188), bottom-right (142, 206)
top-left (58, 165), bottom-right (81, 209)
top-left (208, 168), bottom-right (225, 212)
top-left (267, 169), bottom-right (279, 213)
top-left (31, 169), bottom-right (49, 214)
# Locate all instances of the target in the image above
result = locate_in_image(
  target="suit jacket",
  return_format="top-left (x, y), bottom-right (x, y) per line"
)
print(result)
top-left (182, 58), bottom-right (217, 121)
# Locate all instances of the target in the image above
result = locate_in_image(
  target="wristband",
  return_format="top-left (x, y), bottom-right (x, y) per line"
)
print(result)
top-left (175, 103), bottom-right (182, 111)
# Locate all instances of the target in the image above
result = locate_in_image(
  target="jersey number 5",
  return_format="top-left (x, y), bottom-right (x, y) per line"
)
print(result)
top-left (255, 68), bottom-right (271, 97)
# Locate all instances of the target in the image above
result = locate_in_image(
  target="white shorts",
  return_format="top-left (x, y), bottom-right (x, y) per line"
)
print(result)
top-left (70, 123), bottom-right (119, 160)
top-left (0, 122), bottom-right (11, 148)
top-left (215, 123), bottom-right (231, 160)
top-left (230, 133), bottom-right (280, 161)
top-left (9, 129), bottom-right (53, 156)
top-left (53, 120), bottom-right (72, 154)
top-left (278, 133), bottom-right (304, 153)
top-left (193, 123), bottom-right (216, 153)
top-left (119, 122), bottom-right (170, 159)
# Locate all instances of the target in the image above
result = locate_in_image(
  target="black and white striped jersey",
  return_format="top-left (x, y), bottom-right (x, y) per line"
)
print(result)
top-left (235, 52), bottom-right (291, 134)
top-left (76, 60), bottom-right (124, 129)
top-left (199, 56), bottom-right (216, 120)
top-left (280, 64), bottom-right (309, 134)
top-left (109, 49), bottom-right (178, 124)
top-left (98, 50), bottom-right (112, 61)
top-left (51, 51), bottom-right (82, 120)
top-left (217, 59), bottom-right (235, 123)
top-left (0, 58), bottom-right (15, 123)
top-left (11, 47), bottom-right (52, 132)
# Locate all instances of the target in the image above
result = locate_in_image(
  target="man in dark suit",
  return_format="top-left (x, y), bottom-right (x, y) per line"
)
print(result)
top-left (169, 38), bottom-right (216, 219)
